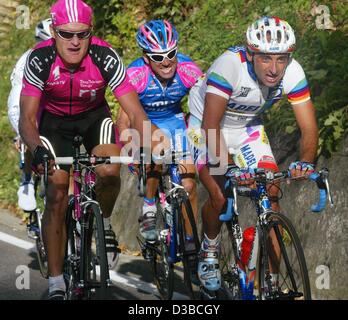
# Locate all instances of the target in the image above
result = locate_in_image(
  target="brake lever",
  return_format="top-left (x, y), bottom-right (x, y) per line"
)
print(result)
top-left (43, 154), bottom-right (49, 190)
top-left (320, 168), bottom-right (334, 207)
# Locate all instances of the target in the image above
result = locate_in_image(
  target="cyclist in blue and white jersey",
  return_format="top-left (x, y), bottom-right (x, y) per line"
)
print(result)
top-left (117, 20), bottom-right (203, 244)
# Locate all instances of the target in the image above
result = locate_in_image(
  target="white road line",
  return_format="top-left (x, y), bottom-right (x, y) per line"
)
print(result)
top-left (109, 269), bottom-right (157, 294)
top-left (102, 267), bottom-right (188, 300)
top-left (0, 230), bottom-right (189, 299)
top-left (0, 231), bottom-right (35, 250)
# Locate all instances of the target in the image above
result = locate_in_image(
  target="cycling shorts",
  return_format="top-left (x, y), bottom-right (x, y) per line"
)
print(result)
top-left (151, 112), bottom-right (192, 162)
top-left (187, 114), bottom-right (278, 173)
top-left (39, 107), bottom-right (120, 173)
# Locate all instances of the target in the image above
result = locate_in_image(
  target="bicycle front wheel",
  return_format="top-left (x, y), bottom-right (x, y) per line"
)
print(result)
top-left (35, 210), bottom-right (48, 279)
top-left (82, 202), bottom-right (109, 300)
top-left (258, 212), bottom-right (311, 300)
top-left (218, 221), bottom-right (242, 300)
top-left (176, 191), bottom-right (200, 299)
top-left (151, 203), bottom-right (174, 300)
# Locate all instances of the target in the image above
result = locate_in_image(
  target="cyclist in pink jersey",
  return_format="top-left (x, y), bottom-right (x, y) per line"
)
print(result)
top-left (19, 0), bottom-right (161, 300)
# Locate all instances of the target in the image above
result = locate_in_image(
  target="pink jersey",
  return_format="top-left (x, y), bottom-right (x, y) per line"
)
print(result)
top-left (21, 36), bottom-right (134, 116)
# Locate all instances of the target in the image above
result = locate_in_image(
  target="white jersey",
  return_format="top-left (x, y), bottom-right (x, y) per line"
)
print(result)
top-left (7, 49), bottom-right (31, 134)
top-left (189, 46), bottom-right (311, 129)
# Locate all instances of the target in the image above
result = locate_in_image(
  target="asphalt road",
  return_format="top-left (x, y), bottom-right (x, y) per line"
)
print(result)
top-left (0, 208), bottom-right (190, 300)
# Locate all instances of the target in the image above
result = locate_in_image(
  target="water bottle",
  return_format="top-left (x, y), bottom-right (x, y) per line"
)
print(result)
top-left (240, 227), bottom-right (258, 270)
top-left (240, 226), bottom-right (259, 300)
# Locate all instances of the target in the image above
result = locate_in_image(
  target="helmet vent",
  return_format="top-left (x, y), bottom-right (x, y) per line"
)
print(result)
top-left (266, 30), bottom-right (271, 43)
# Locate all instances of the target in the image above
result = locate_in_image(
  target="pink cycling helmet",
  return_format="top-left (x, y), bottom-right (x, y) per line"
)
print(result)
top-left (50, 0), bottom-right (93, 27)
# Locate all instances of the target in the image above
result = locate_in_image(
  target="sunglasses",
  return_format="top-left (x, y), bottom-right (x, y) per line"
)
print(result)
top-left (146, 48), bottom-right (178, 63)
top-left (54, 28), bottom-right (92, 40)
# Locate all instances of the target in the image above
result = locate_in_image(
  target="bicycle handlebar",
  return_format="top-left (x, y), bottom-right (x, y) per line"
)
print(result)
top-left (55, 156), bottom-right (133, 165)
top-left (220, 167), bottom-right (333, 221)
top-left (152, 150), bottom-right (191, 164)
top-left (270, 168), bottom-right (334, 213)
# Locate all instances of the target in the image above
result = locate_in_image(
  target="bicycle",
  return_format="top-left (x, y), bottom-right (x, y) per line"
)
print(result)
top-left (212, 166), bottom-right (333, 300)
top-left (17, 140), bottom-right (48, 279)
top-left (25, 175), bottom-right (48, 279)
top-left (45, 135), bottom-right (132, 300)
top-left (137, 150), bottom-right (201, 300)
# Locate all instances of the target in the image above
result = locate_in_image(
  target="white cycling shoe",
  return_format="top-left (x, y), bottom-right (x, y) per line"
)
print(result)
top-left (17, 181), bottom-right (37, 211)
top-left (197, 241), bottom-right (221, 291)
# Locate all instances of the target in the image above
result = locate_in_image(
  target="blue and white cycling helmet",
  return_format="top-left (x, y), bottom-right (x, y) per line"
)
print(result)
top-left (136, 19), bottom-right (178, 53)
top-left (35, 18), bottom-right (52, 41)
top-left (246, 16), bottom-right (296, 54)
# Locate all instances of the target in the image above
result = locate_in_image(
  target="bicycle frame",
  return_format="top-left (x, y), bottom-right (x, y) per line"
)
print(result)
top-left (158, 163), bottom-right (185, 264)
top-left (68, 147), bottom-right (110, 292)
top-left (223, 180), bottom-right (272, 300)
top-left (221, 167), bottom-right (332, 300)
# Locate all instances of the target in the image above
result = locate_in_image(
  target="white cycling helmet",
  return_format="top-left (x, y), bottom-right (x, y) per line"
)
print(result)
top-left (246, 16), bottom-right (296, 54)
top-left (35, 18), bottom-right (52, 41)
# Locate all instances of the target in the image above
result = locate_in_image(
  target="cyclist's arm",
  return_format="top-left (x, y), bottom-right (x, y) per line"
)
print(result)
top-left (116, 107), bottom-right (131, 141)
top-left (292, 99), bottom-right (318, 163)
top-left (7, 51), bottom-right (30, 135)
top-left (202, 92), bottom-right (229, 171)
top-left (117, 90), bottom-right (170, 153)
top-left (19, 95), bottom-right (43, 153)
top-left (7, 85), bottom-right (21, 135)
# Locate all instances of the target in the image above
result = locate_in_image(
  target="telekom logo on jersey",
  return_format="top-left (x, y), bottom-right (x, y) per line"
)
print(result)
top-left (104, 55), bottom-right (117, 72)
top-left (30, 57), bottom-right (43, 73)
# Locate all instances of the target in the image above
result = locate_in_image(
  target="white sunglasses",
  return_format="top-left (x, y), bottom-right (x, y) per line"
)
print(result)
top-left (146, 47), bottom-right (178, 63)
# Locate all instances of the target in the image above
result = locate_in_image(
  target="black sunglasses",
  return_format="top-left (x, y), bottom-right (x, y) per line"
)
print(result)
top-left (146, 47), bottom-right (178, 63)
top-left (54, 28), bottom-right (92, 40)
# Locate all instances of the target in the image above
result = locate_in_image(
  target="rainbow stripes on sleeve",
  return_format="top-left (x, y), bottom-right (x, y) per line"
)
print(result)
top-left (206, 72), bottom-right (233, 96)
top-left (287, 78), bottom-right (311, 104)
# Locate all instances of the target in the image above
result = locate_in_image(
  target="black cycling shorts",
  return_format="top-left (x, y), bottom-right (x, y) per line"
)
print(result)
top-left (39, 107), bottom-right (119, 172)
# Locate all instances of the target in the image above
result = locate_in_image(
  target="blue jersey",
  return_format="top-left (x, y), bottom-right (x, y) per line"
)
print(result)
top-left (127, 53), bottom-right (203, 120)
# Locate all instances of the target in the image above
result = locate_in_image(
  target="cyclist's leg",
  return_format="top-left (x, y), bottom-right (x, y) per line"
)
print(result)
top-left (199, 166), bottom-right (226, 238)
top-left (179, 163), bottom-right (198, 237)
top-left (42, 170), bottom-right (69, 277)
top-left (39, 111), bottom-right (74, 299)
top-left (187, 115), bottom-right (228, 291)
top-left (93, 143), bottom-right (121, 218)
top-left (138, 165), bottom-right (161, 241)
top-left (83, 109), bottom-right (122, 220)
top-left (84, 109), bottom-right (123, 269)
top-left (187, 114), bottom-right (226, 240)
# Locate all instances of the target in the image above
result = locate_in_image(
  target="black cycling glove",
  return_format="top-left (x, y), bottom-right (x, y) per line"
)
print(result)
top-left (32, 145), bottom-right (54, 167)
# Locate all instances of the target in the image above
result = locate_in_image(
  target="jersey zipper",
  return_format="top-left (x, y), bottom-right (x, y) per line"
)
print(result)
top-left (69, 71), bottom-right (74, 115)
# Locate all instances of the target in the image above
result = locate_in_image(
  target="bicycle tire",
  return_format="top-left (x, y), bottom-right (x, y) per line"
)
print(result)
top-left (35, 210), bottom-right (48, 279)
top-left (150, 202), bottom-right (174, 300)
top-left (176, 190), bottom-right (200, 299)
top-left (258, 212), bottom-right (311, 300)
top-left (82, 202), bottom-right (109, 300)
top-left (218, 220), bottom-right (243, 300)
top-left (64, 201), bottom-right (81, 300)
